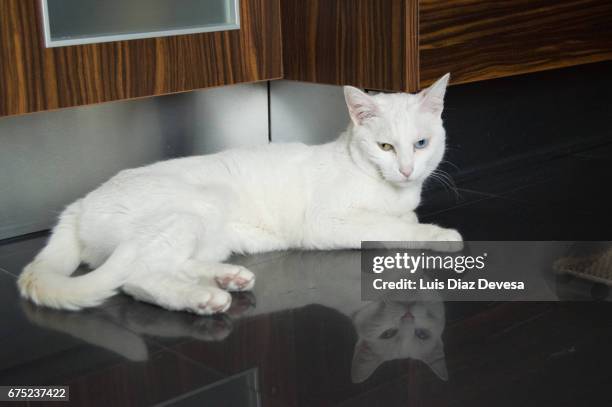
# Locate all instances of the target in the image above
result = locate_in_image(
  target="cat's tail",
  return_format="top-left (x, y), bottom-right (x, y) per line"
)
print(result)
top-left (18, 200), bottom-right (124, 310)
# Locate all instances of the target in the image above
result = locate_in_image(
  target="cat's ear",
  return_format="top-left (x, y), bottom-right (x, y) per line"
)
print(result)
top-left (344, 86), bottom-right (379, 126)
top-left (351, 339), bottom-right (384, 383)
top-left (419, 73), bottom-right (450, 116)
top-left (423, 340), bottom-right (448, 381)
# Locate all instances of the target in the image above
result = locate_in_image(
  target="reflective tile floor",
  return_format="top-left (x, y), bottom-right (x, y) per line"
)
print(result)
top-left (1, 141), bottom-right (612, 406)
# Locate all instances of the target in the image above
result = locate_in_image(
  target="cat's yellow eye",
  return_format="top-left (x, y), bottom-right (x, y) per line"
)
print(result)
top-left (378, 142), bottom-right (394, 152)
top-left (379, 328), bottom-right (398, 339)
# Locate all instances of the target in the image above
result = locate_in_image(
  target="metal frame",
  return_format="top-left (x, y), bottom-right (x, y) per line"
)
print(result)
top-left (40, 0), bottom-right (240, 48)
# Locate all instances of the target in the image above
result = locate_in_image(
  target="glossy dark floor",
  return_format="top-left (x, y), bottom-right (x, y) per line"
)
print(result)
top-left (1, 141), bottom-right (612, 407)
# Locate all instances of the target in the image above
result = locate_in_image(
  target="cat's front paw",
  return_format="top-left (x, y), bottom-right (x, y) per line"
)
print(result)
top-left (425, 226), bottom-right (463, 252)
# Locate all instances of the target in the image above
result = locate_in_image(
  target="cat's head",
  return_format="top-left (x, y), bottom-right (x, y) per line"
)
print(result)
top-left (351, 300), bottom-right (447, 383)
top-left (344, 74), bottom-right (450, 187)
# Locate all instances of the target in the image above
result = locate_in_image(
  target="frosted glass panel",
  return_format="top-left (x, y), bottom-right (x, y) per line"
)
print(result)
top-left (42, 0), bottom-right (240, 47)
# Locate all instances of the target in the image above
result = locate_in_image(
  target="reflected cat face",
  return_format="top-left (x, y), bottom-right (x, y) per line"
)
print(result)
top-left (351, 300), bottom-right (447, 383)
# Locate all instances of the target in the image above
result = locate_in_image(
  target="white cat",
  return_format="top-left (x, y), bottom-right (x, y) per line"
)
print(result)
top-left (18, 73), bottom-right (462, 315)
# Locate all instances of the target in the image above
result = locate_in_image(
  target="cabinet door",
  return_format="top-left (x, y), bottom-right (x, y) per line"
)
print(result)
top-left (0, 0), bottom-right (282, 117)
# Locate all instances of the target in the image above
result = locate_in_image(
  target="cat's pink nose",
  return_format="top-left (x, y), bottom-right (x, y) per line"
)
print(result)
top-left (401, 311), bottom-right (414, 321)
top-left (400, 167), bottom-right (413, 178)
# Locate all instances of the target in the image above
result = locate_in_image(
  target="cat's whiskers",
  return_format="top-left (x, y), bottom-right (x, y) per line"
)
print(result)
top-left (440, 159), bottom-right (460, 172)
top-left (429, 169), bottom-right (460, 199)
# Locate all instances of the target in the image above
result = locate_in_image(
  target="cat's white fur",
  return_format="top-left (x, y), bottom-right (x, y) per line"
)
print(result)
top-left (18, 74), bottom-right (461, 314)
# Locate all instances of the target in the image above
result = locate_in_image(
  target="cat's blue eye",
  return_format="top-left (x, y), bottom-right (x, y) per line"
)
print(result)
top-left (414, 139), bottom-right (429, 149)
top-left (379, 328), bottom-right (398, 339)
top-left (414, 328), bottom-right (431, 340)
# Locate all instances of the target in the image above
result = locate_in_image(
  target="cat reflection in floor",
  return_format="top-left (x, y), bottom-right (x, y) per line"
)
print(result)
top-left (22, 250), bottom-right (448, 383)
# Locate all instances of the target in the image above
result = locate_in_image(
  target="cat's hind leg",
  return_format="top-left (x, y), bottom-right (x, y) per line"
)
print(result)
top-left (121, 211), bottom-right (234, 314)
top-left (181, 260), bottom-right (256, 292)
top-left (122, 272), bottom-right (232, 315)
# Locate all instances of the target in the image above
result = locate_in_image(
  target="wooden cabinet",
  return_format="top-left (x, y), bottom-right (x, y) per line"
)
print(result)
top-left (2, 0), bottom-right (611, 118)
top-left (281, 0), bottom-right (612, 91)
top-left (281, 0), bottom-right (419, 92)
top-left (420, 0), bottom-right (612, 87)
top-left (0, 0), bottom-right (282, 117)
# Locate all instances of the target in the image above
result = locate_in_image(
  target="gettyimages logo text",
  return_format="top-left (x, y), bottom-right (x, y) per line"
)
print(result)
top-left (371, 252), bottom-right (488, 274)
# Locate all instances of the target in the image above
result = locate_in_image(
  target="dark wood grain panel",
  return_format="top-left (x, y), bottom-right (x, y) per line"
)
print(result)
top-left (281, 0), bottom-right (419, 92)
top-left (0, 0), bottom-right (282, 117)
top-left (420, 0), bottom-right (612, 87)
